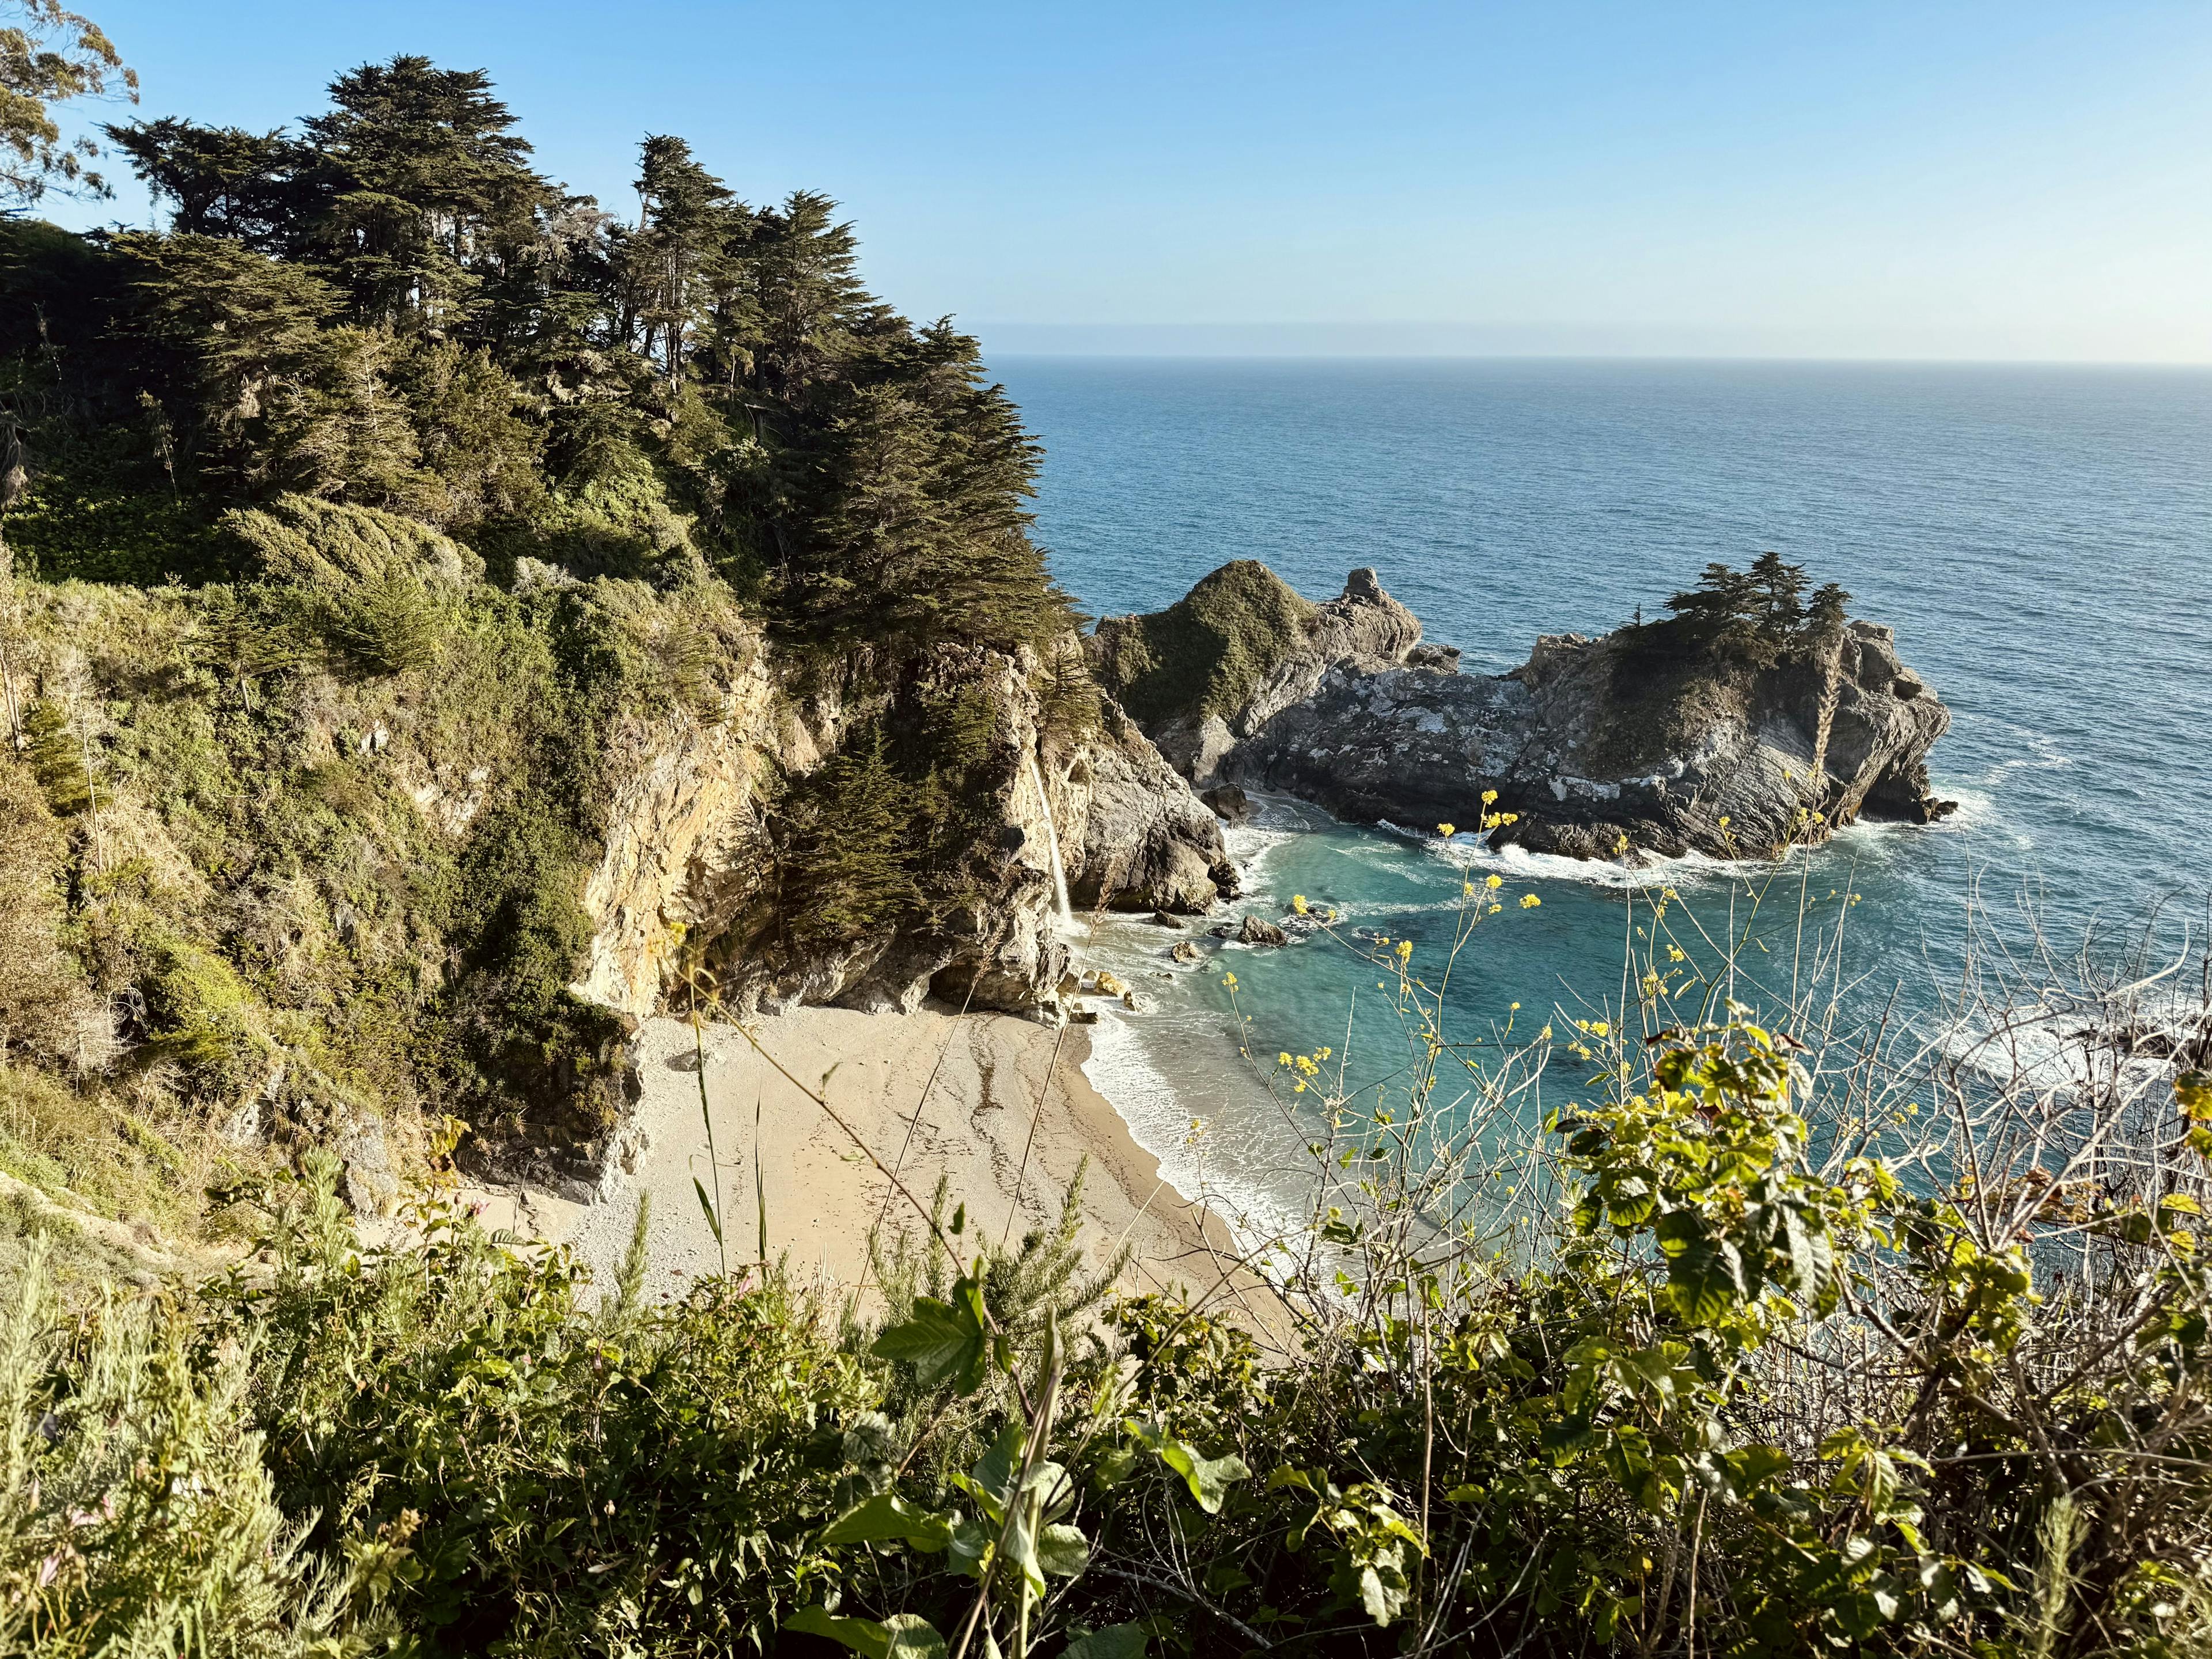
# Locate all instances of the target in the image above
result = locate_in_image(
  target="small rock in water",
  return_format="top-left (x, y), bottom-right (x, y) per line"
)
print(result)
top-left (1120, 989), bottom-right (1152, 1012)
top-left (1146, 910), bottom-right (1185, 929)
top-left (1200, 783), bottom-right (1253, 824)
top-left (1237, 914), bottom-right (1289, 946)
top-left (1171, 940), bottom-right (1201, 963)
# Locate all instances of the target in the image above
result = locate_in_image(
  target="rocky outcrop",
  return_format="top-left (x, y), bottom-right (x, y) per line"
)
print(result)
top-left (1060, 700), bottom-right (1240, 915)
top-left (571, 636), bottom-right (1234, 1035)
top-left (1104, 563), bottom-right (1955, 862)
top-left (1091, 563), bottom-right (1434, 784)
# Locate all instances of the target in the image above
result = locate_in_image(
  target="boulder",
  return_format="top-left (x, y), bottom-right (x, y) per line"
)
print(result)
top-left (1200, 783), bottom-right (1253, 824)
top-left (1066, 700), bottom-right (1240, 913)
top-left (1237, 914), bottom-right (1289, 946)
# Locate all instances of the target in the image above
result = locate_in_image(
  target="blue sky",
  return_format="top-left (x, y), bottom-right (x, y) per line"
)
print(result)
top-left (43, 1), bottom-right (2212, 360)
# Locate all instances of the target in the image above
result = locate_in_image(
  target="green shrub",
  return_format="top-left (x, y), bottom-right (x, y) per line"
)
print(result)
top-left (1091, 559), bottom-right (1317, 727)
top-left (219, 1172), bottom-right (876, 1654)
top-left (0, 1235), bottom-right (397, 1657)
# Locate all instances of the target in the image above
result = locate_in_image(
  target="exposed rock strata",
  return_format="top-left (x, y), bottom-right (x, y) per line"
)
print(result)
top-left (571, 637), bottom-right (1233, 1031)
top-left (1096, 565), bottom-right (1954, 862)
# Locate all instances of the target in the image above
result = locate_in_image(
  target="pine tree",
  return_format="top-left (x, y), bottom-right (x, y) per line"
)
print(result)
top-left (396, 338), bottom-right (544, 525)
top-left (749, 190), bottom-right (878, 404)
top-left (104, 117), bottom-right (313, 251)
top-left (21, 696), bottom-right (89, 815)
top-left (302, 55), bottom-right (555, 335)
top-left (1665, 560), bottom-right (1760, 635)
top-left (262, 324), bottom-right (432, 510)
top-left (1747, 550), bottom-right (1808, 634)
top-left (780, 726), bottom-right (917, 949)
top-left (616, 135), bottom-right (748, 388)
top-left (118, 231), bottom-right (338, 444)
top-left (1806, 580), bottom-right (1851, 638)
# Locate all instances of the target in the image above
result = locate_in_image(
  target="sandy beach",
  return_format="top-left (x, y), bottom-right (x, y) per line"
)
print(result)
top-left (462, 1005), bottom-right (1271, 1325)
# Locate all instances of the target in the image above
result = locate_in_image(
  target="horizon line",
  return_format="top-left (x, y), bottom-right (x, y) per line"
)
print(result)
top-left (973, 347), bottom-right (2212, 369)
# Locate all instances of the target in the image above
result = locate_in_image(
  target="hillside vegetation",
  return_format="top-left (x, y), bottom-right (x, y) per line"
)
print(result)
top-left (0, 47), bottom-right (1087, 1221)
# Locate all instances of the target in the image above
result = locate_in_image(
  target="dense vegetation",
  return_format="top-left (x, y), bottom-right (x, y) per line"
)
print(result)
top-left (0, 36), bottom-right (1085, 1214)
top-left (1089, 560), bottom-right (1318, 729)
top-left (9, 861), bottom-right (2208, 1657)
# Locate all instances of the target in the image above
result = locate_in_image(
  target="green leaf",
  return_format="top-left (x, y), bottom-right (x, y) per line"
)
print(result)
top-left (1063, 1623), bottom-right (1147, 1659)
top-left (1126, 1418), bottom-right (1249, 1514)
top-left (964, 1419), bottom-right (1028, 1515)
top-left (872, 1284), bottom-right (988, 1392)
top-left (786, 1606), bottom-right (890, 1659)
top-left (821, 1493), bottom-right (955, 1552)
top-left (1037, 1521), bottom-right (1090, 1578)
top-left (949, 1514), bottom-right (994, 1580)
top-left (693, 1176), bottom-right (723, 1247)
top-left (883, 1615), bottom-right (948, 1659)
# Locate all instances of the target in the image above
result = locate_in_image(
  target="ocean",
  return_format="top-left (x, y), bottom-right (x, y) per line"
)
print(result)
top-left (994, 357), bottom-right (2212, 1236)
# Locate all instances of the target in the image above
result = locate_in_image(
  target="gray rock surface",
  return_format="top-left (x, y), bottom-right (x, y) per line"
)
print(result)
top-left (1103, 563), bottom-right (1955, 863)
top-left (1066, 699), bottom-right (1240, 914)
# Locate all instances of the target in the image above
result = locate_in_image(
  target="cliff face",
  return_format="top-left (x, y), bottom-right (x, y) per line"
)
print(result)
top-left (570, 637), bottom-right (1234, 1037)
top-left (1099, 564), bottom-right (1954, 862)
top-left (0, 502), bottom-right (1238, 1210)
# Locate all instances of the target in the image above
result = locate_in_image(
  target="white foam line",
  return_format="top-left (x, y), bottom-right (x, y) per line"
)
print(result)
top-left (1080, 1009), bottom-right (1317, 1255)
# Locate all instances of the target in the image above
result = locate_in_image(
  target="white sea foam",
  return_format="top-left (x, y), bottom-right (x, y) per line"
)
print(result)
top-left (1080, 1008), bottom-right (1318, 1254)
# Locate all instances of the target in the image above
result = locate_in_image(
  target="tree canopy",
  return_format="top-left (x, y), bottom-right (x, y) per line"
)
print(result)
top-left (1664, 551), bottom-right (1851, 661)
top-left (0, 49), bottom-right (1065, 656)
top-left (0, 0), bottom-right (134, 204)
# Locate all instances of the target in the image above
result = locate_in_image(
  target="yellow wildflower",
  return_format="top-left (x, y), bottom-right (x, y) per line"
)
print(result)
top-left (1481, 789), bottom-right (1498, 805)
top-left (1291, 893), bottom-right (1309, 914)
top-left (1520, 893), bottom-right (1541, 909)
top-left (1437, 821), bottom-right (1456, 837)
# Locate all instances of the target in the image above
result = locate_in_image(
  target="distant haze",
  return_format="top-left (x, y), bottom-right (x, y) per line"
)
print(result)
top-left (55, 0), bottom-right (2212, 363)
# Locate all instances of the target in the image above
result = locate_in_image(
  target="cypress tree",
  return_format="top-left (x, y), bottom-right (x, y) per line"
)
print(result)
top-left (21, 697), bottom-right (90, 815)
top-left (781, 727), bottom-right (917, 949)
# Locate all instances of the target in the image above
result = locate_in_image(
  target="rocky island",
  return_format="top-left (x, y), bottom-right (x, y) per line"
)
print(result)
top-left (1091, 555), bottom-right (1955, 861)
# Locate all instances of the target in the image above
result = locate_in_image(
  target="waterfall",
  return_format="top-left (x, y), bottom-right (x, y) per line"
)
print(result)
top-left (1024, 748), bottom-right (1075, 927)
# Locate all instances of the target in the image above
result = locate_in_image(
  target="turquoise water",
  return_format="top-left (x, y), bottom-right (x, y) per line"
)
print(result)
top-left (996, 358), bottom-right (2212, 1229)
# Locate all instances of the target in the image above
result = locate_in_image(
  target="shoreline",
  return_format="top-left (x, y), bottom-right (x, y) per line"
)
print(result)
top-left (461, 1005), bottom-right (1272, 1326)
